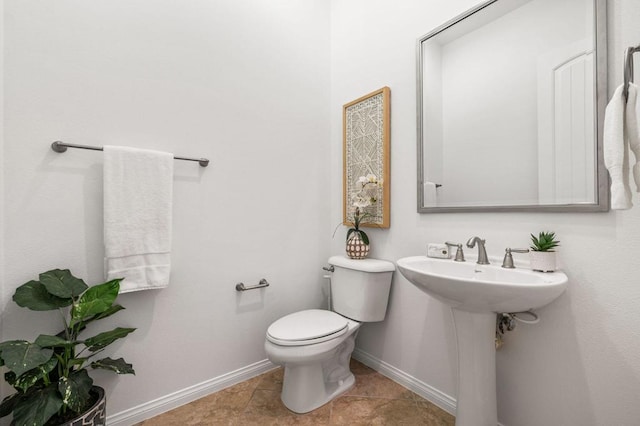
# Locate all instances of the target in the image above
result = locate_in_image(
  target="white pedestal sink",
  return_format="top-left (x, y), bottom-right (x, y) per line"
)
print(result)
top-left (396, 256), bottom-right (568, 426)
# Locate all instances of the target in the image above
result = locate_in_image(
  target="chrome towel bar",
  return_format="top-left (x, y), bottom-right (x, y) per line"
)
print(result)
top-left (624, 44), bottom-right (640, 101)
top-left (51, 141), bottom-right (210, 167)
top-left (235, 279), bottom-right (270, 292)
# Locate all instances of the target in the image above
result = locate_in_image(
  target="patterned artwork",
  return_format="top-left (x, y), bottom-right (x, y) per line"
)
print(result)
top-left (343, 87), bottom-right (390, 228)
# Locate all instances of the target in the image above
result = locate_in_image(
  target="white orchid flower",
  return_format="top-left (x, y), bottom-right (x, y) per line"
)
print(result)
top-left (352, 193), bottom-right (371, 209)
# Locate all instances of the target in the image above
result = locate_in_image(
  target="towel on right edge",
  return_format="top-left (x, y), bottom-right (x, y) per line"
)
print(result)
top-left (604, 84), bottom-right (639, 210)
top-left (626, 83), bottom-right (640, 190)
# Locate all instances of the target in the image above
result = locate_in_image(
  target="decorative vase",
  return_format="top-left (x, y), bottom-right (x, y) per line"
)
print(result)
top-left (55, 386), bottom-right (106, 426)
top-left (346, 233), bottom-right (370, 259)
top-left (529, 251), bottom-right (556, 272)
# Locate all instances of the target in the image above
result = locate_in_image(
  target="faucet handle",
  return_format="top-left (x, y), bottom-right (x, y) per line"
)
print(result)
top-left (502, 248), bottom-right (529, 269)
top-left (445, 242), bottom-right (466, 262)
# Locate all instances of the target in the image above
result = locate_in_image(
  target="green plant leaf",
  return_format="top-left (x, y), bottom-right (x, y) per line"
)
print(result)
top-left (6, 357), bottom-right (57, 393)
top-left (68, 357), bottom-right (88, 369)
top-left (4, 371), bottom-right (15, 386)
top-left (0, 340), bottom-right (20, 353)
top-left (0, 392), bottom-right (21, 418)
top-left (91, 357), bottom-right (135, 375)
top-left (0, 341), bottom-right (53, 377)
top-left (84, 327), bottom-right (136, 352)
top-left (39, 269), bottom-right (88, 299)
top-left (91, 304), bottom-right (125, 321)
top-left (346, 228), bottom-right (355, 242)
top-left (35, 334), bottom-right (74, 349)
top-left (75, 304), bottom-right (126, 332)
top-left (13, 280), bottom-right (72, 311)
top-left (12, 385), bottom-right (62, 426)
top-left (359, 230), bottom-right (370, 245)
top-left (0, 340), bottom-right (15, 366)
top-left (58, 369), bottom-right (93, 413)
top-left (71, 279), bottom-right (121, 323)
top-left (530, 231), bottom-right (560, 252)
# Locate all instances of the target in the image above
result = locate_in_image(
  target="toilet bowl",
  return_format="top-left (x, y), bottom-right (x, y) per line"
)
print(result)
top-left (264, 256), bottom-right (395, 413)
top-left (265, 309), bottom-right (360, 413)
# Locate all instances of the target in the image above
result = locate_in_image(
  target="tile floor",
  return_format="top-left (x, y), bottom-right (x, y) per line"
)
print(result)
top-left (137, 359), bottom-right (455, 425)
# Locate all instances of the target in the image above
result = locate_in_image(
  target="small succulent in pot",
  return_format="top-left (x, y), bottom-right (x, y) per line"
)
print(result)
top-left (0, 269), bottom-right (135, 426)
top-left (529, 232), bottom-right (560, 272)
top-left (529, 231), bottom-right (560, 252)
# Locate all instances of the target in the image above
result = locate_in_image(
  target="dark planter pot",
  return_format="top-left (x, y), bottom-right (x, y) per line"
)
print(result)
top-left (57, 386), bottom-right (106, 426)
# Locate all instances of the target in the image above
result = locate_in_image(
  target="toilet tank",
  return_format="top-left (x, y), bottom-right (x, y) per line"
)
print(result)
top-left (328, 256), bottom-right (395, 322)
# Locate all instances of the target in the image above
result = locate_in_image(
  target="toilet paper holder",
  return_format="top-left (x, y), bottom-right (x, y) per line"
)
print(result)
top-left (236, 278), bottom-right (270, 292)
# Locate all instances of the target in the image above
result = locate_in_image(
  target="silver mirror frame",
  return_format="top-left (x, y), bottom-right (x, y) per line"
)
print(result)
top-left (416, 0), bottom-right (609, 213)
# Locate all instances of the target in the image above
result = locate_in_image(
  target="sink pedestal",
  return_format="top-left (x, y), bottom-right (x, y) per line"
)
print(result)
top-left (452, 308), bottom-right (497, 426)
top-left (395, 256), bottom-right (569, 426)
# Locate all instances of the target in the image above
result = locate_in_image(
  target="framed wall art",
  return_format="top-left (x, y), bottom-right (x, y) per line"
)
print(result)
top-left (343, 87), bottom-right (390, 228)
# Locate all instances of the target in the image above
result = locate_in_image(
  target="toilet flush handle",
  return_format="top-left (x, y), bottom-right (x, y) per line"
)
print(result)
top-left (322, 266), bottom-right (335, 272)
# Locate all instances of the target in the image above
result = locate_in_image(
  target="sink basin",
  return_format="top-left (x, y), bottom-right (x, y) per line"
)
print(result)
top-left (397, 255), bottom-right (568, 426)
top-left (396, 255), bottom-right (568, 313)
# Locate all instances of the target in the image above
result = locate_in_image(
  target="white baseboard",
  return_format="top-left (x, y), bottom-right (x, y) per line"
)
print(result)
top-left (352, 348), bottom-right (457, 415)
top-left (106, 359), bottom-right (276, 425)
top-left (352, 349), bottom-right (507, 426)
top-left (108, 351), bottom-right (507, 426)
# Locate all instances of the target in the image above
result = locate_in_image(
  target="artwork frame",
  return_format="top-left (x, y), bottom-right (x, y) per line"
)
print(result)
top-left (343, 87), bottom-right (391, 228)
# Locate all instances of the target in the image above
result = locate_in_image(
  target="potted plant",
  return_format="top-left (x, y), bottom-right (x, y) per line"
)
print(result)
top-left (346, 174), bottom-right (382, 259)
top-left (529, 231), bottom-right (560, 272)
top-left (0, 269), bottom-right (135, 426)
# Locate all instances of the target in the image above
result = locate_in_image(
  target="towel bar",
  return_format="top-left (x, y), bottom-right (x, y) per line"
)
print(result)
top-left (236, 279), bottom-right (270, 292)
top-left (51, 141), bottom-right (210, 167)
top-left (623, 44), bottom-right (640, 100)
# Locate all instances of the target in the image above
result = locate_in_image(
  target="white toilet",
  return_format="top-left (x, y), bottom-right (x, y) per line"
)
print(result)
top-left (264, 255), bottom-right (395, 413)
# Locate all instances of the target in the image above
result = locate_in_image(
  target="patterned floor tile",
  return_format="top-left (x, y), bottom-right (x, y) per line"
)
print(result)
top-left (136, 360), bottom-right (454, 425)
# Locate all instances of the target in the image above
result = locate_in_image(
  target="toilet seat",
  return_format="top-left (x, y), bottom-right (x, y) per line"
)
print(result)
top-left (266, 309), bottom-right (349, 346)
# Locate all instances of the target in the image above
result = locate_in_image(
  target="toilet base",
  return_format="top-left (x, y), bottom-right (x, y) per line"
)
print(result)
top-left (282, 367), bottom-right (355, 414)
top-left (276, 328), bottom-right (359, 413)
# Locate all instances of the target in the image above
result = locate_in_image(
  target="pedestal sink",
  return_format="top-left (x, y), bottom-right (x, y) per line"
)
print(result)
top-left (396, 256), bottom-right (568, 426)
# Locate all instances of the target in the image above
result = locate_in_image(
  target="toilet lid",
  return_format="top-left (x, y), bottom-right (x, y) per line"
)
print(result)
top-left (267, 309), bottom-right (349, 346)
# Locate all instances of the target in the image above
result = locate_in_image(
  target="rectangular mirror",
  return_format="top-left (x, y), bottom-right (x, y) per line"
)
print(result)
top-left (417, 0), bottom-right (608, 212)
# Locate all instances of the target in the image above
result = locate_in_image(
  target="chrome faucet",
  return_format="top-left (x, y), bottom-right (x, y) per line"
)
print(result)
top-left (466, 236), bottom-right (490, 264)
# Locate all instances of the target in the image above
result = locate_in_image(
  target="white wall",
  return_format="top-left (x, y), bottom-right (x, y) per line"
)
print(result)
top-left (0, 0), bottom-right (5, 350)
top-left (3, 1), bottom-right (640, 425)
top-left (1, 0), bottom-right (331, 419)
top-left (331, 0), bottom-right (640, 425)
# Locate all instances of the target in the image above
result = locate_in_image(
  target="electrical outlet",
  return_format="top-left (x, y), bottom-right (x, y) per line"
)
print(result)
top-left (427, 243), bottom-right (450, 259)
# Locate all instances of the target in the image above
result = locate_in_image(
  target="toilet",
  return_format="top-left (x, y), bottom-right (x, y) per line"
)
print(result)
top-left (264, 255), bottom-right (395, 413)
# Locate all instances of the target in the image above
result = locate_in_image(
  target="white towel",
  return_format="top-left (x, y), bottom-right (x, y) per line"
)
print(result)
top-left (103, 145), bottom-right (174, 292)
top-left (604, 85), bottom-right (633, 209)
top-left (626, 83), bottom-right (640, 190)
top-left (423, 182), bottom-right (438, 207)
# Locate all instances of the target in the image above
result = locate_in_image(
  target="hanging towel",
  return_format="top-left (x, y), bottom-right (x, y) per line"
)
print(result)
top-left (604, 85), bottom-right (633, 209)
top-left (626, 83), bottom-right (640, 190)
top-left (103, 145), bottom-right (174, 293)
